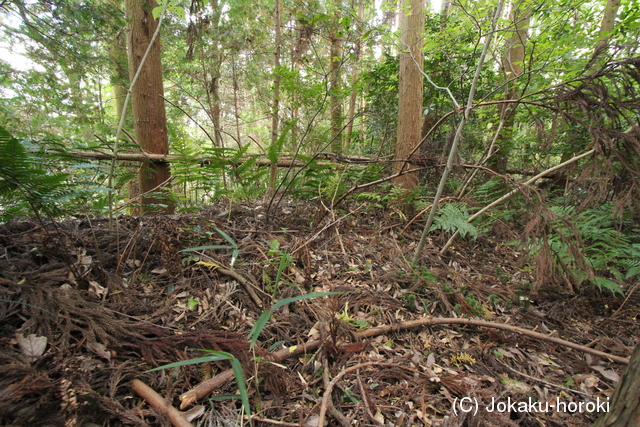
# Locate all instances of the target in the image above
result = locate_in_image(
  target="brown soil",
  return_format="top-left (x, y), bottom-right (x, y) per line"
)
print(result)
top-left (0, 199), bottom-right (636, 426)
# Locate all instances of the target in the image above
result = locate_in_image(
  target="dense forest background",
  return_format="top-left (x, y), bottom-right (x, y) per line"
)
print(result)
top-left (1, 0), bottom-right (639, 293)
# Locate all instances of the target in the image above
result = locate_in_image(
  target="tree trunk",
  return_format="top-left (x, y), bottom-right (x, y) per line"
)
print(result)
top-left (488, 0), bottom-right (530, 173)
top-left (269, 0), bottom-right (282, 192)
top-left (109, 26), bottom-right (141, 215)
top-left (290, 55), bottom-right (299, 150)
top-left (208, 72), bottom-right (223, 147)
top-left (207, 0), bottom-right (224, 148)
top-left (393, 0), bottom-right (424, 190)
top-left (291, 16), bottom-right (313, 149)
top-left (329, 34), bottom-right (343, 153)
top-left (125, 0), bottom-right (174, 215)
top-left (232, 57), bottom-right (242, 148)
top-left (345, 1), bottom-right (365, 151)
top-left (591, 0), bottom-right (621, 65)
top-left (594, 343), bottom-right (640, 427)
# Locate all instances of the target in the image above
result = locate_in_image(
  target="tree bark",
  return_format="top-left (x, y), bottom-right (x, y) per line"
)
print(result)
top-left (329, 34), bottom-right (343, 153)
top-left (594, 343), bottom-right (640, 427)
top-left (109, 25), bottom-right (141, 215)
top-left (488, 1), bottom-right (530, 173)
top-left (393, 0), bottom-right (424, 190)
top-left (269, 0), bottom-right (282, 192)
top-left (231, 57), bottom-right (242, 148)
top-left (592, 0), bottom-right (621, 62)
top-left (208, 72), bottom-right (223, 147)
top-left (125, 0), bottom-right (174, 215)
top-left (207, 0), bottom-right (224, 148)
top-left (345, 1), bottom-right (365, 151)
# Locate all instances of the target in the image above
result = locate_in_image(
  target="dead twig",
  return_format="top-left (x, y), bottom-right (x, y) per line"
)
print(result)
top-left (131, 379), bottom-right (193, 427)
top-left (499, 363), bottom-right (591, 397)
top-left (356, 316), bottom-right (629, 364)
top-left (179, 340), bottom-right (323, 409)
top-left (195, 253), bottom-right (265, 308)
top-left (357, 369), bottom-right (383, 425)
top-left (245, 415), bottom-right (300, 426)
top-left (318, 362), bottom-right (389, 427)
top-left (610, 282), bottom-right (639, 319)
top-left (214, 266), bottom-right (265, 308)
top-left (321, 354), bottom-right (350, 427)
top-left (292, 203), bottom-right (365, 256)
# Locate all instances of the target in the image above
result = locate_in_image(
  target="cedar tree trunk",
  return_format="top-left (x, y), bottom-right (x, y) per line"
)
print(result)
top-left (393, 0), bottom-right (424, 190)
top-left (125, 0), bottom-right (174, 215)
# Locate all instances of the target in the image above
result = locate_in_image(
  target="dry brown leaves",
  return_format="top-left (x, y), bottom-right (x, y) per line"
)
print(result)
top-left (0, 199), bottom-right (635, 426)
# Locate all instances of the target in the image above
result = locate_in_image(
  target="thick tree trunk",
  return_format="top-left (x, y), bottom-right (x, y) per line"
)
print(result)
top-left (125, 0), bottom-right (174, 215)
top-left (592, 0), bottom-right (621, 62)
top-left (594, 343), bottom-right (640, 427)
top-left (393, 0), bottom-right (424, 190)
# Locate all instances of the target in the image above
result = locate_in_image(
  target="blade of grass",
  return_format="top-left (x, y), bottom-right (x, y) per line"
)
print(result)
top-left (215, 228), bottom-right (238, 248)
top-left (232, 358), bottom-right (251, 423)
top-left (180, 245), bottom-right (232, 252)
top-left (248, 292), bottom-right (339, 349)
top-left (144, 350), bottom-right (235, 372)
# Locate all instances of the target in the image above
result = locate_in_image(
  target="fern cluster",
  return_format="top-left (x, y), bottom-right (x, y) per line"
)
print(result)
top-left (432, 202), bottom-right (479, 239)
top-left (171, 140), bottom-right (268, 209)
top-left (526, 203), bottom-right (640, 294)
top-left (0, 126), bottom-right (72, 220)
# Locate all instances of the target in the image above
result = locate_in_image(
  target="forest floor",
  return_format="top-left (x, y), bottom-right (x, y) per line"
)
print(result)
top-left (0, 198), bottom-right (636, 427)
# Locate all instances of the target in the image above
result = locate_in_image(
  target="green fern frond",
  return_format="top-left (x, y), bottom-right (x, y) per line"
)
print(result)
top-left (591, 277), bottom-right (623, 295)
top-left (0, 126), bottom-right (71, 219)
top-left (472, 178), bottom-right (503, 201)
top-left (432, 203), bottom-right (479, 239)
top-left (235, 156), bottom-right (257, 177)
top-left (267, 119), bottom-right (296, 164)
top-left (230, 144), bottom-right (250, 164)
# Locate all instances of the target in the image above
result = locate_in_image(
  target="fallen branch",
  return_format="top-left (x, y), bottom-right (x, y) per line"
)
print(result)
top-left (359, 316), bottom-right (629, 363)
top-left (50, 149), bottom-right (387, 167)
top-left (179, 339), bottom-right (322, 409)
top-left (131, 379), bottom-right (193, 427)
top-left (439, 122), bottom-right (638, 254)
top-left (177, 315), bottom-right (629, 409)
top-left (214, 265), bottom-right (265, 309)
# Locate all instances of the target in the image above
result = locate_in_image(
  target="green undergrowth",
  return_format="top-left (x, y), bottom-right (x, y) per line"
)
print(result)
top-left (523, 202), bottom-right (640, 295)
